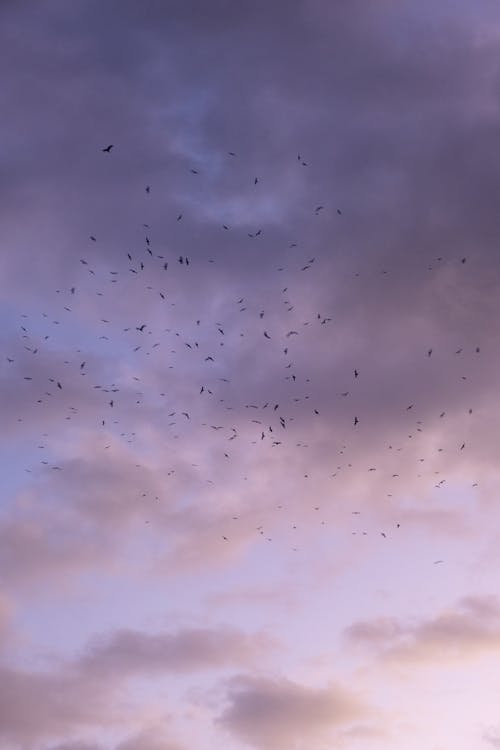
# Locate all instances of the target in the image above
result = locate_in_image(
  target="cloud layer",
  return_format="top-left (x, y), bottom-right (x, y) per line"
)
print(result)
top-left (2, 1), bottom-right (500, 748)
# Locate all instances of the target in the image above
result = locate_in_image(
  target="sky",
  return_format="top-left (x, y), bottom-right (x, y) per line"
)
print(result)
top-left (1, 1), bottom-right (500, 748)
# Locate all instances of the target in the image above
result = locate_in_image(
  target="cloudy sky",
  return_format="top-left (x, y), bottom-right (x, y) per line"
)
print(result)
top-left (2, 1), bottom-right (500, 748)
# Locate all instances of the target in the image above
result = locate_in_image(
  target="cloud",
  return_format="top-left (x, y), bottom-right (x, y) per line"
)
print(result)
top-left (44, 727), bottom-right (185, 750)
top-left (1, 2), bottom-right (500, 749)
top-left (0, 434), bottom-right (227, 588)
top-left (483, 728), bottom-right (500, 749)
top-left (115, 726), bottom-right (184, 750)
top-left (79, 626), bottom-right (277, 678)
top-left (217, 674), bottom-right (369, 749)
top-left (2, 0), bottom-right (499, 597)
top-left (345, 595), bottom-right (500, 664)
top-left (0, 665), bottom-right (112, 745)
top-left (0, 623), bottom-right (273, 746)
top-left (0, 595), bottom-right (13, 651)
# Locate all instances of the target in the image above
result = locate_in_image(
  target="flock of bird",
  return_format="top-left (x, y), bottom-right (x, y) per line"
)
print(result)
top-left (4, 143), bottom-right (481, 561)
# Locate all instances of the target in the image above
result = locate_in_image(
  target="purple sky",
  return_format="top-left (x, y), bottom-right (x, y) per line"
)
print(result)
top-left (2, 1), bottom-right (500, 748)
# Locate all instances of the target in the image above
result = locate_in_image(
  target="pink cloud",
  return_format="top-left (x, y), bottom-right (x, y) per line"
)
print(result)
top-left (217, 674), bottom-right (370, 749)
top-left (345, 595), bottom-right (500, 664)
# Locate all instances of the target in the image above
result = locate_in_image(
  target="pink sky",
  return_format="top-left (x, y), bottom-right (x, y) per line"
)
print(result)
top-left (2, 1), bottom-right (500, 748)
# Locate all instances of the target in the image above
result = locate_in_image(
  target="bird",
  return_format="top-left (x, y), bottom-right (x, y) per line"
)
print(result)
top-left (102, 144), bottom-right (113, 153)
